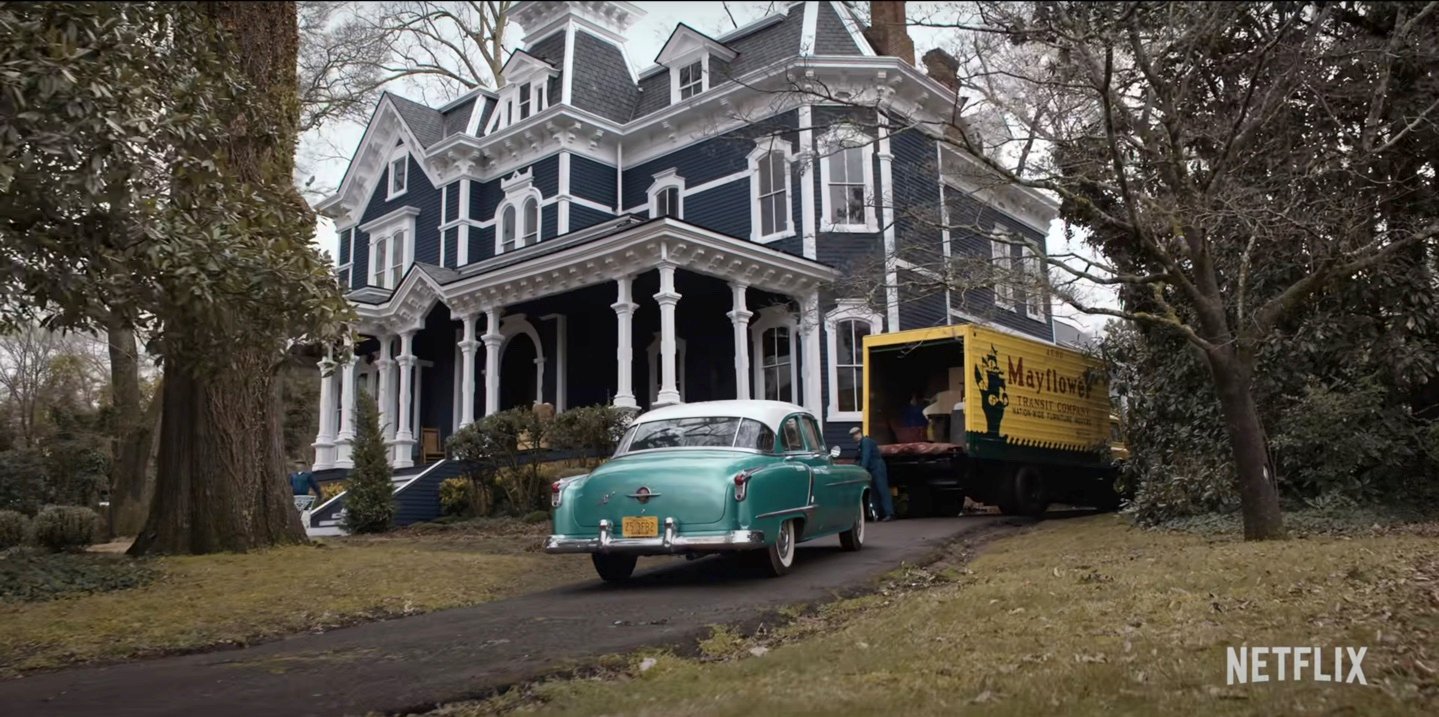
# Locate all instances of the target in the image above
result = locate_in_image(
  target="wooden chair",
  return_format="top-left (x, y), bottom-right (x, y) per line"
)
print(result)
top-left (420, 427), bottom-right (445, 464)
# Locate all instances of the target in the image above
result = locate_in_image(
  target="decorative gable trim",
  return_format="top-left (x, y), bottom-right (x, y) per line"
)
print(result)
top-left (655, 24), bottom-right (737, 66)
top-left (315, 95), bottom-right (442, 227)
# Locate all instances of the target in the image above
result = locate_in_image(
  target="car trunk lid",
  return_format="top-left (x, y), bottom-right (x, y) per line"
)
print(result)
top-left (571, 450), bottom-right (756, 528)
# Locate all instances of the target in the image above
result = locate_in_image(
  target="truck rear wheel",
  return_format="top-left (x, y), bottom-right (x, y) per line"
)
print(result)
top-left (1011, 466), bottom-right (1050, 518)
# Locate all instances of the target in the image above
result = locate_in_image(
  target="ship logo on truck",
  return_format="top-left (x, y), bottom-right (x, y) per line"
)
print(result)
top-left (974, 345), bottom-right (1010, 441)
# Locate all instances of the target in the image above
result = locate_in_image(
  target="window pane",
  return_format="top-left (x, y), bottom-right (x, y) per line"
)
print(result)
top-left (735, 419), bottom-right (776, 453)
top-left (846, 147), bottom-right (863, 180)
top-left (798, 416), bottom-right (821, 452)
top-left (524, 198), bottom-right (539, 241)
top-left (757, 156), bottom-right (773, 195)
top-left (838, 367), bottom-right (859, 412)
top-left (625, 416), bottom-right (740, 452)
top-left (780, 418), bottom-right (804, 452)
top-left (846, 186), bottom-right (865, 222)
top-left (770, 153), bottom-right (785, 187)
top-left (519, 84), bottom-right (531, 118)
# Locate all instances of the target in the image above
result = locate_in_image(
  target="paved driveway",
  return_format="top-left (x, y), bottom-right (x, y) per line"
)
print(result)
top-left (0, 517), bottom-right (1022, 717)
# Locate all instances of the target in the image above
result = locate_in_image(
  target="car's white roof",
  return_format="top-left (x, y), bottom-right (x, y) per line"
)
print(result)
top-left (633, 400), bottom-right (811, 431)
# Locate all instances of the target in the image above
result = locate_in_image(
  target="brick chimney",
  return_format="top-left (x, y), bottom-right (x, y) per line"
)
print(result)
top-left (863, 2), bottom-right (914, 66)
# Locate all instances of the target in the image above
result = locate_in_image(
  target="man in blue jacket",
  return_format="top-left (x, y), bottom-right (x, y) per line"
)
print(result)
top-left (849, 426), bottom-right (895, 521)
top-left (288, 460), bottom-right (323, 510)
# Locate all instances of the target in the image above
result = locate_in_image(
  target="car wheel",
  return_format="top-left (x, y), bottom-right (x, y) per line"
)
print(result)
top-left (754, 519), bottom-right (797, 577)
top-left (592, 553), bottom-right (638, 582)
top-left (839, 498), bottom-right (865, 552)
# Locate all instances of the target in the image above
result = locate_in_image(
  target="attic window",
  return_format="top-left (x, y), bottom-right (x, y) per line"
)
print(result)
top-left (388, 155), bottom-right (408, 198)
top-left (519, 84), bottom-right (532, 119)
top-left (678, 61), bottom-right (704, 99)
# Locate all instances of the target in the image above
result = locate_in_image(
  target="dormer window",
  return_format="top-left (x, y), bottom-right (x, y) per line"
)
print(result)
top-left (678, 61), bottom-right (704, 100)
top-left (486, 50), bottom-right (557, 135)
top-left (388, 154), bottom-right (408, 199)
top-left (647, 169), bottom-right (685, 219)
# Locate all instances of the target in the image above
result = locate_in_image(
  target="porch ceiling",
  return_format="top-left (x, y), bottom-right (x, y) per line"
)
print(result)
top-left (353, 217), bottom-right (840, 333)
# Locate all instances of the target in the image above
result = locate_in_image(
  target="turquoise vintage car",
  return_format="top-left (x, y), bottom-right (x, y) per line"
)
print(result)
top-left (545, 400), bottom-right (873, 581)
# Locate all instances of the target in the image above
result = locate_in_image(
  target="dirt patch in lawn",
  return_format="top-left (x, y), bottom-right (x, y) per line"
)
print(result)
top-left (427, 515), bottom-right (1439, 716)
top-left (0, 526), bottom-right (585, 676)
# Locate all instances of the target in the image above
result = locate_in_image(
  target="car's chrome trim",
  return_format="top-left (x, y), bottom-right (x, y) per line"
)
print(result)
top-left (830, 478), bottom-right (871, 487)
top-left (613, 446), bottom-right (767, 458)
top-left (754, 503), bottom-right (819, 520)
top-left (544, 516), bottom-right (766, 555)
top-left (626, 490), bottom-right (661, 500)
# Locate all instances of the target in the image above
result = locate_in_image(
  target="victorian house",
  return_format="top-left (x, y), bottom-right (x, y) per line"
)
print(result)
top-left (306, 0), bottom-right (1057, 514)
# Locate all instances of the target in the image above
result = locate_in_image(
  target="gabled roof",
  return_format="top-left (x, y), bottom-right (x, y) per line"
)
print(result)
top-left (499, 48), bottom-right (558, 84)
top-left (386, 93), bottom-right (445, 148)
top-left (654, 23), bottom-right (738, 65)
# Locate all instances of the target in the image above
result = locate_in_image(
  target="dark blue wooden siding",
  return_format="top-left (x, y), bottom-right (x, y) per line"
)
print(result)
top-left (443, 227), bottom-right (459, 268)
top-left (356, 154), bottom-right (441, 285)
top-left (443, 183), bottom-right (459, 222)
top-left (541, 202), bottom-right (558, 240)
top-left (470, 225), bottom-right (494, 263)
top-left (622, 110), bottom-right (797, 210)
top-left (570, 154), bottom-right (616, 207)
top-left (684, 180), bottom-right (749, 238)
top-left (532, 153), bottom-right (560, 197)
top-left (944, 190), bottom-right (1054, 341)
top-left (571, 204), bottom-right (612, 231)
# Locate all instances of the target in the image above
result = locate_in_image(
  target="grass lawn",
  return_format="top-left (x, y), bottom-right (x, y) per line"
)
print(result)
top-left (439, 515), bottom-right (1439, 716)
top-left (0, 519), bottom-right (592, 675)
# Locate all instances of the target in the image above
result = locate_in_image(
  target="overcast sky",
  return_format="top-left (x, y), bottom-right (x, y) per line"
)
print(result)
top-left (298, 1), bottom-right (1111, 335)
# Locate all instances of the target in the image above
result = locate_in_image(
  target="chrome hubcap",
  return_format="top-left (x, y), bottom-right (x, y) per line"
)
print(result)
top-left (777, 522), bottom-right (793, 564)
top-left (856, 502), bottom-right (865, 543)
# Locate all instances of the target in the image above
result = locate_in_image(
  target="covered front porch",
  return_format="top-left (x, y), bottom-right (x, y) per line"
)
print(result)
top-left (310, 216), bottom-right (839, 470)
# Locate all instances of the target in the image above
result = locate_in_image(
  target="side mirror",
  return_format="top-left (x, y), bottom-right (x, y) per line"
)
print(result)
top-left (829, 445), bottom-right (842, 459)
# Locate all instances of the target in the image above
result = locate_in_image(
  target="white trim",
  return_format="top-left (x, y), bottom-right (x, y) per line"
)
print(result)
top-left (828, 1), bottom-right (876, 56)
top-left (1022, 243), bottom-right (1047, 321)
top-left (877, 114), bottom-right (899, 330)
top-left (646, 332), bottom-right (687, 405)
top-left (557, 152), bottom-right (572, 234)
top-left (439, 185), bottom-right (449, 267)
top-left (750, 305), bottom-right (800, 403)
top-left (362, 208), bottom-right (419, 290)
top-left (671, 55), bottom-right (708, 104)
top-left (817, 125), bottom-right (878, 232)
top-left (541, 314), bottom-right (568, 412)
top-left (498, 313), bottom-right (547, 406)
top-left (991, 227), bottom-right (1017, 311)
top-left (799, 0), bottom-right (819, 55)
top-left (386, 149), bottom-right (409, 200)
top-left (938, 140), bottom-right (953, 320)
top-left (683, 168), bottom-right (750, 197)
top-left (458, 179), bottom-right (472, 265)
top-left (495, 170), bottom-right (545, 254)
top-left (824, 300), bottom-right (883, 422)
top-left (948, 307), bottom-right (1057, 345)
top-left (647, 169), bottom-right (685, 219)
top-left (747, 138), bottom-right (797, 244)
top-left (797, 104), bottom-right (818, 260)
top-left (561, 24), bottom-right (576, 105)
top-left (567, 195), bottom-right (614, 215)
top-left (452, 327), bottom-right (463, 430)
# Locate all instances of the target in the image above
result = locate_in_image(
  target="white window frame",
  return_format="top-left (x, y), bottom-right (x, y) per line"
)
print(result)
top-left (824, 300), bottom-right (884, 422)
top-left (991, 227), bottom-right (1018, 311)
top-left (335, 227), bottom-right (355, 290)
top-left (818, 126), bottom-right (877, 232)
top-left (387, 149), bottom-right (409, 200)
top-left (750, 305), bottom-right (799, 403)
top-left (646, 332), bottom-right (687, 405)
top-left (647, 169), bottom-right (685, 219)
top-left (1021, 243), bottom-right (1047, 320)
top-left (669, 52), bottom-right (708, 104)
top-left (484, 63), bottom-right (553, 135)
top-left (494, 169), bottom-right (543, 254)
top-left (360, 207), bottom-right (419, 290)
top-left (746, 139), bottom-right (796, 244)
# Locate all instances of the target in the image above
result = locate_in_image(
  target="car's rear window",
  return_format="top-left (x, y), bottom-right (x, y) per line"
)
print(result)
top-left (617, 417), bottom-right (775, 454)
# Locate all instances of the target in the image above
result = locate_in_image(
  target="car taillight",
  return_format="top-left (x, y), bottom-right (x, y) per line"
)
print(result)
top-left (551, 480), bottom-right (564, 508)
top-left (733, 471), bottom-right (751, 501)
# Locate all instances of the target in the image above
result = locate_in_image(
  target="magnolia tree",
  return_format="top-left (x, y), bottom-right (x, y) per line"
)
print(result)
top-left (756, 1), bottom-right (1438, 539)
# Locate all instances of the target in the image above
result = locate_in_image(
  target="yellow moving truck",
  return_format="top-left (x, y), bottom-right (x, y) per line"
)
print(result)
top-left (861, 323), bottom-right (1122, 517)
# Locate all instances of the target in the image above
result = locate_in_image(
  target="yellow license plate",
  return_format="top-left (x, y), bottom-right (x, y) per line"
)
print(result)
top-left (622, 516), bottom-right (658, 538)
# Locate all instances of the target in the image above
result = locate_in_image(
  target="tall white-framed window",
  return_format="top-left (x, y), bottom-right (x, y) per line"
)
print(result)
top-left (647, 170), bottom-right (685, 219)
top-left (818, 126), bottom-right (876, 232)
top-left (361, 207), bottom-right (419, 290)
top-left (388, 152), bottom-right (408, 199)
top-left (646, 333), bottom-right (687, 405)
top-left (677, 60), bottom-right (704, 100)
top-left (494, 169), bottom-right (543, 254)
top-left (824, 300), bottom-right (884, 422)
top-left (750, 305), bottom-right (798, 402)
top-left (335, 228), bottom-right (355, 289)
top-left (484, 53), bottom-right (554, 135)
top-left (991, 227), bottom-right (1018, 311)
top-left (1021, 243), bottom-right (1047, 320)
top-left (746, 139), bottom-right (795, 243)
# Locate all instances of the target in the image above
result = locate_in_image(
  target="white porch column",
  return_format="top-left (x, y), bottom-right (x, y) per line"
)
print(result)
top-left (800, 290), bottom-right (824, 428)
top-left (482, 307), bottom-right (503, 416)
top-left (458, 313), bottom-right (479, 427)
top-left (375, 336), bottom-right (395, 448)
top-left (335, 351), bottom-right (358, 468)
top-left (653, 262), bottom-right (682, 406)
top-left (611, 276), bottom-right (638, 410)
top-left (542, 314), bottom-right (568, 412)
top-left (393, 329), bottom-right (417, 468)
top-left (534, 357), bottom-right (546, 405)
top-left (727, 282), bottom-right (753, 400)
top-left (311, 355), bottom-right (337, 469)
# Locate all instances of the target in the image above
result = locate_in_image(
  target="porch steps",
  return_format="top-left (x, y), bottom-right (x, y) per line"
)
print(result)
top-left (304, 460), bottom-right (478, 537)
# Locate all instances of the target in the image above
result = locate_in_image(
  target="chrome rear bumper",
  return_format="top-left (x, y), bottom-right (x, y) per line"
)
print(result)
top-left (545, 517), bottom-right (765, 555)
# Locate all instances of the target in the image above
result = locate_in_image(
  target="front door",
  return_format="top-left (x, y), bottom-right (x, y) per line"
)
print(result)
top-left (499, 336), bottom-right (538, 410)
top-left (795, 415), bottom-right (844, 533)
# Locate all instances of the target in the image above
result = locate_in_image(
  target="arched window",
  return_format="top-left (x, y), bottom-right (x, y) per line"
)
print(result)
top-left (647, 169), bottom-right (685, 220)
top-left (501, 205), bottom-right (518, 252)
top-left (750, 305), bottom-right (798, 403)
top-left (523, 197), bottom-right (540, 245)
top-left (824, 300), bottom-right (884, 421)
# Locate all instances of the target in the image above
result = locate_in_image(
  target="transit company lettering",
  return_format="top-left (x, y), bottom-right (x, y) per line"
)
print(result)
top-left (1006, 357), bottom-right (1095, 399)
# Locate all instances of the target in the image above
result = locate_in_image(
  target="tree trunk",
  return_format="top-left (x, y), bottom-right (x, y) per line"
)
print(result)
top-left (129, 1), bottom-right (309, 555)
top-left (105, 321), bottom-right (158, 536)
top-left (1206, 352), bottom-right (1286, 540)
top-left (130, 348), bottom-right (303, 554)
